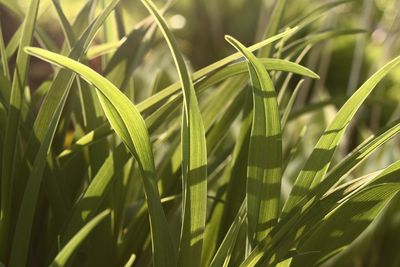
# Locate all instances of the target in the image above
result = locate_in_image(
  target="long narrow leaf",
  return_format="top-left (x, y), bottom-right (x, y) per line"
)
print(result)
top-left (282, 55), bottom-right (400, 216)
top-left (0, 0), bottom-right (40, 262)
top-left (141, 1), bottom-right (207, 266)
top-left (25, 46), bottom-right (177, 267)
top-left (226, 35), bottom-right (282, 245)
top-left (50, 210), bottom-right (111, 267)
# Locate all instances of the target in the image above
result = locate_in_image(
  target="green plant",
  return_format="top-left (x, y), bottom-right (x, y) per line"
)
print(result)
top-left (0, 0), bottom-right (399, 266)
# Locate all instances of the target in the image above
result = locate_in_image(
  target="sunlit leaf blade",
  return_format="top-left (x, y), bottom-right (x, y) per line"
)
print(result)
top-left (311, 118), bottom-right (400, 201)
top-left (210, 203), bottom-right (246, 267)
top-left (282, 55), bottom-right (400, 217)
top-left (86, 40), bottom-right (124, 60)
top-left (291, 183), bottom-right (400, 266)
top-left (140, 1), bottom-right (207, 266)
top-left (25, 47), bottom-right (176, 267)
top-left (58, 59), bottom-right (318, 158)
top-left (225, 35), bottom-right (282, 245)
top-left (264, 119), bottom-right (400, 254)
top-left (197, 59), bottom-right (319, 91)
top-left (50, 210), bottom-right (111, 267)
top-left (52, 0), bottom-right (76, 47)
top-left (240, 164), bottom-right (399, 266)
top-left (0, 23), bottom-right (10, 80)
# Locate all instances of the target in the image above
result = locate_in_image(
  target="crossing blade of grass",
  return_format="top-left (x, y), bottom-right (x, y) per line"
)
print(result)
top-left (201, 92), bottom-right (252, 266)
top-left (320, 192), bottom-right (400, 267)
top-left (194, 27), bottom-right (298, 79)
top-left (61, 59), bottom-right (317, 159)
top-left (20, 0), bottom-right (121, 213)
top-left (282, 55), bottom-right (400, 217)
top-left (240, 163), bottom-right (400, 266)
top-left (9, 93), bottom-right (64, 267)
top-left (291, 183), bottom-right (400, 266)
top-left (140, 1), bottom-right (207, 266)
top-left (138, 27), bottom-right (297, 113)
top-left (270, 155), bottom-right (400, 265)
top-left (271, 160), bottom-right (400, 266)
top-left (283, 29), bottom-right (365, 56)
top-left (4, 26), bottom-right (22, 60)
top-left (61, 143), bottom-right (130, 243)
top-left (0, 0), bottom-right (40, 262)
top-left (52, 0), bottom-right (76, 47)
top-left (104, 23), bottom-right (153, 89)
top-left (86, 40), bottom-right (125, 59)
top-left (49, 210), bottom-right (111, 267)
top-left (225, 36), bottom-right (282, 245)
top-left (286, 0), bottom-right (351, 29)
top-left (301, 118), bottom-right (400, 205)
top-left (6, 3), bottom-right (121, 265)
top-left (210, 202), bottom-right (246, 267)
top-left (281, 79), bottom-right (304, 129)
top-left (25, 47), bottom-right (177, 267)
top-left (0, 23), bottom-right (10, 80)
top-left (0, 0), bottom-right (58, 53)
top-left (26, 0), bottom-right (120, 161)
top-left (257, 0), bottom-right (287, 58)
top-left (58, 123), bottom-right (112, 158)
top-left (196, 59), bottom-right (318, 91)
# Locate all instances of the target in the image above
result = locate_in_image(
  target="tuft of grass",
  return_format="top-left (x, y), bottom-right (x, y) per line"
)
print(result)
top-left (0, 0), bottom-right (399, 266)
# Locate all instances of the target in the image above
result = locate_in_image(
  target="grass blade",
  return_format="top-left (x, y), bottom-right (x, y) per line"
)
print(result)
top-left (61, 143), bottom-right (130, 242)
top-left (257, 0), bottom-right (287, 57)
top-left (282, 55), bottom-right (400, 217)
top-left (0, 23), bottom-right (10, 80)
top-left (25, 46), bottom-right (177, 267)
top-left (281, 79), bottom-right (304, 129)
top-left (0, 0), bottom-right (40, 262)
top-left (291, 183), bottom-right (400, 266)
top-left (52, 0), bottom-right (76, 47)
top-left (137, 27), bottom-right (297, 113)
top-left (50, 210), bottom-right (111, 267)
top-left (210, 203), bottom-right (246, 267)
top-left (225, 36), bottom-right (282, 245)
top-left (140, 1), bottom-right (207, 266)
top-left (62, 58), bottom-right (318, 159)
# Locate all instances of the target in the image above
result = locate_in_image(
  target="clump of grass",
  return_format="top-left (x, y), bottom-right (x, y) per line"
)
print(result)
top-left (0, 0), bottom-right (399, 266)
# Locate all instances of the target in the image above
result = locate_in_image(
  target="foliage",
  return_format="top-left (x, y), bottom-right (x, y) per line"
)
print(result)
top-left (0, 0), bottom-right (399, 266)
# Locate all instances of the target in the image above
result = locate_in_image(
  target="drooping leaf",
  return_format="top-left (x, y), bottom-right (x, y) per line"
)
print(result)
top-left (25, 46), bottom-right (177, 267)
